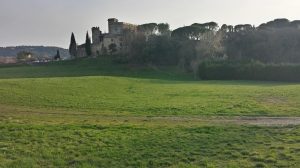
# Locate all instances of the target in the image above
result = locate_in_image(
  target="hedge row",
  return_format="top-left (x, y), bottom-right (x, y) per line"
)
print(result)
top-left (198, 61), bottom-right (300, 82)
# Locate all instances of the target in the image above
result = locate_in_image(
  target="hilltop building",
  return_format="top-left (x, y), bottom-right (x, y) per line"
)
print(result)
top-left (77, 18), bottom-right (137, 57)
top-left (0, 57), bottom-right (17, 64)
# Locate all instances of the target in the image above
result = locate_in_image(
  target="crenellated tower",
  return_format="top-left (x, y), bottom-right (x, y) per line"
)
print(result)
top-left (92, 27), bottom-right (102, 44)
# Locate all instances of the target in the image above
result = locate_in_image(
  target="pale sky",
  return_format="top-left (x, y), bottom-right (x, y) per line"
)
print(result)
top-left (1, 0), bottom-right (300, 48)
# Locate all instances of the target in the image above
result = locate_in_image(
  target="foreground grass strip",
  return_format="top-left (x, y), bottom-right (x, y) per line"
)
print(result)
top-left (0, 123), bottom-right (300, 168)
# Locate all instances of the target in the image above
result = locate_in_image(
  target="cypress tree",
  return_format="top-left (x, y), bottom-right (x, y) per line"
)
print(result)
top-left (54, 50), bottom-right (61, 60)
top-left (57, 50), bottom-right (60, 57)
top-left (85, 32), bottom-right (92, 56)
top-left (69, 33), bottom-right (77, 58)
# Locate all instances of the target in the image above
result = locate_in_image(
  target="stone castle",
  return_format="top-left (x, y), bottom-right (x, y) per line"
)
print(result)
top-left (77, 18), bottom-right (137, 57)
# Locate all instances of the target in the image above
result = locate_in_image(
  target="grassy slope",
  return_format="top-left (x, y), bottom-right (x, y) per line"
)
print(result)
top-left (0, 57), bottom-right (192, 80)
top-left (0, 58), bottom-right (299, 116)
top-left (0, 76), bottom-right (300, 117)
top-left (1, 57), bottom-right (300, 167)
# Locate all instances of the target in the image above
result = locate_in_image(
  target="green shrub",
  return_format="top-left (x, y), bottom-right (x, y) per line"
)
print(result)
top-left (198, 61), bottom-right (300, 82)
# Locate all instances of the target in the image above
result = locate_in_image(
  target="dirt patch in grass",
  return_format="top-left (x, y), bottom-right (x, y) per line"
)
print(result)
top-left (1, 105), bottom-right (300, 126)
top-left (149, 116), bottom-right (300, 126)
top-left (231, 117), bottom-right (300, 126)
top-left (260, 96), bottom-right (288, 105)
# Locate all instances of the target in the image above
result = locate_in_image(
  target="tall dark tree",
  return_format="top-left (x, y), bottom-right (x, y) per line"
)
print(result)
top-left (69, 33), bottom-right (77, 59)
top-left (85, 32), bottom-right (92, 56)
top-left (54, 50), bottom-right (61, 60)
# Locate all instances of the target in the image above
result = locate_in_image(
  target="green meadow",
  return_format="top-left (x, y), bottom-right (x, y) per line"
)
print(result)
top-left (1, 58), bottom-right (300, 167)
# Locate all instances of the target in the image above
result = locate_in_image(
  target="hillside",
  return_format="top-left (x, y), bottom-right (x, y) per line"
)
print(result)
top-left (0, 57), bottom-right (193, 80)
top-left (0, 57), bottom-right (299, 117)
top-left (0, 46), bottom-right (70, 59)
top-left (1, 58), bottom-right (300, 167)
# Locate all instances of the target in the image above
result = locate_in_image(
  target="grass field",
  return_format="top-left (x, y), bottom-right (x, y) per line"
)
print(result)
top-left (1, 58), bottom-right (300, 167)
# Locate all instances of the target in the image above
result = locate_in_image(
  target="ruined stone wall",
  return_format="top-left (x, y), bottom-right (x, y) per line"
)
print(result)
top-left (91, 43), bottom-right (103, 56)
top-left (109, 23), bottom-right (124, 35)
top-left (76, 46), bottom-right (86, 58)
top-left (103, 35), bottom-right (123, 53)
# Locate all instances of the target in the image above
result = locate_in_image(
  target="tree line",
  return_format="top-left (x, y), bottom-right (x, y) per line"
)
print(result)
top-left (119, 18), bottom-right (300, 67)
top-left (69, 18), bottom-right (300, 81)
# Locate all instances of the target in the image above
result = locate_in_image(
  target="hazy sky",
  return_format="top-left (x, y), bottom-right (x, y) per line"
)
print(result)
top-left (1, 0), bottom-right (300, 48)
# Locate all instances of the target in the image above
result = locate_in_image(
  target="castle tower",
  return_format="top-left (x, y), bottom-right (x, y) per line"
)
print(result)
top-left (92, 27), bottom-right (102, 44)
top-left (108, 18), bottom-right (120, 34)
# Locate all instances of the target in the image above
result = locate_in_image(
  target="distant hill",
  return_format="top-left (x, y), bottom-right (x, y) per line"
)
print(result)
top-left (0, 46), bottom-right (70, 59)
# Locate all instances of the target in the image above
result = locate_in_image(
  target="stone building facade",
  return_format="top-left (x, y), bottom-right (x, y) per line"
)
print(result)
top-left (77, 18), bottom-right (137, 57)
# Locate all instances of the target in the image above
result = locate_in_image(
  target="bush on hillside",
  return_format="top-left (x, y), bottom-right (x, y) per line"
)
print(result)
top-left (198, 61), bottom-right (300, 82)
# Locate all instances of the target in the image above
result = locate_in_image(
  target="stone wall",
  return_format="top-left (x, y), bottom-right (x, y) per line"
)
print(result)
top-left (76, 44), bottom-right (86, 58)
top-left (108, 18), bottom-right (137, 35)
